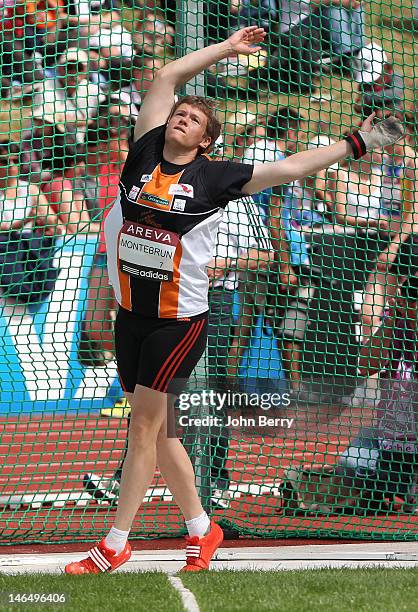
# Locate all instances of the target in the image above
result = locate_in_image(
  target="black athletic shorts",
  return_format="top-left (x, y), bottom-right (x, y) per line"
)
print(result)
top-left (115, 307), bottom-right (208, 394)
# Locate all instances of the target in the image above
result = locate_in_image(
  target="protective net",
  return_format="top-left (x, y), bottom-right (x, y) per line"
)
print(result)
top-left (0, 0), bottom-right (418, 545)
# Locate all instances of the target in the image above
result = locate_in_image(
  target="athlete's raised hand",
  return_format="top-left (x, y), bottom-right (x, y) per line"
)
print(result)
top-left (359, 113), bottom-right (404, 149)
top-left (226, 26), bottom-right (266, 57)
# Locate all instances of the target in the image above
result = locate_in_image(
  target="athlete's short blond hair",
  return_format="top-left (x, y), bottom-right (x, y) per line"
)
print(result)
top-left (168, 95), bottom-right (221, 154)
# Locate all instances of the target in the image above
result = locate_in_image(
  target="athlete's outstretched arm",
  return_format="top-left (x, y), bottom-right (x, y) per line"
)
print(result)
top-left (134, 26), bottom-right (266, 141)
top-left (242, 114), bottom-right (405, 195)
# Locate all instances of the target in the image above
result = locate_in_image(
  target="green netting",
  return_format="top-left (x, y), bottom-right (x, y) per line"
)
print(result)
top-left (0, 0), bottom-right (417, 545)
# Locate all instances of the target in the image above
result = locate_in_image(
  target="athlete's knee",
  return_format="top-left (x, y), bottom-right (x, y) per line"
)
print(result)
top-left (128, 415), bottom-right (162, 450)
top-left (128, 425), bottom-right (158, 452)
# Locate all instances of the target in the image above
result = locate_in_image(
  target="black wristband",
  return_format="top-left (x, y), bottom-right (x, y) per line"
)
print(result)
top-left (344, 131), bottom-right (367, 160)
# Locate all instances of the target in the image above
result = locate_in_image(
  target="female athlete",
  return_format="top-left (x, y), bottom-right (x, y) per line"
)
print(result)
top-left (66, 26), bottom-right (403, 574)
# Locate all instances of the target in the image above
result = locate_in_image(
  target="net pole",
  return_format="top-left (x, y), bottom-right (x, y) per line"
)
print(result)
top-left (177, 0), bottom-right (211, 512)
top-left (177, 0), bottom-right (206, 96)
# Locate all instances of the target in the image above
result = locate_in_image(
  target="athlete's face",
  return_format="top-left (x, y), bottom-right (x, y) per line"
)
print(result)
top-left (166, 104), bottom-right (211, 153)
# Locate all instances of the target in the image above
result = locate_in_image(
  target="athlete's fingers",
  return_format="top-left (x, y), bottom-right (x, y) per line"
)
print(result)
top-left (231, 26), bottom-right (266, 43)
top-left (245, 29), bottom-right (266, 42)
top-left (359, 112), bottom-right (376, 133)
top-left (240, 26), bottom-right (263, 34)
top-left (246, 27), bottom-right (266, 36)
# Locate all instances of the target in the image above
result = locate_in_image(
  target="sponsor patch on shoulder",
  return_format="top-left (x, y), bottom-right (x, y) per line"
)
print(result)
top-left (168, 183), bottom-right (194, 197)
top-left (141, 174), bottom-right (153, 183)
top-left (172, 198), bottom-right (186, 211)
top-left (128, 186), bottom-right (140, 200)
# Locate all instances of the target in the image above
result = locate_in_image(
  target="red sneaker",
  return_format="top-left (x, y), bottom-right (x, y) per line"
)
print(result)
top-left (65, 538), bottom-right (131, 575)
top-left (180, 521), bottom-right (223, 572)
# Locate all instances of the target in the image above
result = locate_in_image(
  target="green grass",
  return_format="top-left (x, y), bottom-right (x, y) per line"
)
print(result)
top-left (1, 569), bottom-right (418, 612)
top-left (0, 573), bottom-right (183, 612)
top-left (183, 568), bottom-right (418, 612)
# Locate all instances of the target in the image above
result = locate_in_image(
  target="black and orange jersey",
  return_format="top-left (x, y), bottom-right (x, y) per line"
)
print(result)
top-left (104, 125), bottom-right (253, 319)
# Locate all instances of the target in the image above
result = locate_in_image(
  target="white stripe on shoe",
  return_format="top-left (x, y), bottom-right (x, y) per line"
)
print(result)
top-left (88, 547), bottom-right (112, 572)
top-left (168, 576), bottom-right (200, 612)
top-left (186, 545), bottom-right (201, 558)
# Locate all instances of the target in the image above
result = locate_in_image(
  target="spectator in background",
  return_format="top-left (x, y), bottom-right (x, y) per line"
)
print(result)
top-left (344, 129), bottom-right (418, 409)
top-left (24, 0), bottom-right (68, 32)
top-left (88, 10), bottom-right (135, 60)
top-left (34, 47), bottom-right (106, 142)
top-left (131, 9), bottom-right (175, 70)
top-left (227, 108), bottom-right (308, 393)
top-left (0, 141), bottom-right (58, 234)
top-left (338, 254), bottom-right (418, 515)
top-left (380, 0), bottom-right (418, 32)
top-left (206, 193), bottom-right (273, 505)
top-left (230, 0), bottom-right (278, 34)
top-left (104, 55), bottom-right (155, 114)
top-left (333, 152), bottom-right (390, 231)
top-left (353, 53), bottom-right (405, 123)
top-left (207, 0), bottom-right (277, 43)
top-left (249, 0), bottom-right (372, 97)
top-left (379, 136), bottom-right (417, 233)
top-left (359, 133), bottom-right (418, 339)
top-left (0, 141), bottom-right (62, 304)
top-left (78, 96), bottom-right (132, 367)
top-left (19, 114), bottom-right (78, 185)
top-left (124, 54), bottom-right (156, 106)
top-left (41, 135), bottom-right (101, 235)
top-left (0, 0), bottom-right (46, 92)
top-left (285, 133), bottom-right (339, 228)
top-left (239, 107), bottom-right (306, 231)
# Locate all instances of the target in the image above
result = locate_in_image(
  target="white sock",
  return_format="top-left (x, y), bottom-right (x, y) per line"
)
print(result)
top-left (104, 526), bottom-right (130, 554)
top-left (185, 512), bottom-right (210, 538)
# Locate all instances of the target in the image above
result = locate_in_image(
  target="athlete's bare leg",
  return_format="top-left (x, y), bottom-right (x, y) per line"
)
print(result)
top-left (113, 385), bottom-right (168, 531)
top-left (113, 385), bottom-right (204, 531)
top-left (156, 411), bottom-right (205, 521)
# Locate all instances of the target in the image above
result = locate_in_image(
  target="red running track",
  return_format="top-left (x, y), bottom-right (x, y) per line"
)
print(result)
top-left (0, 414), bottom-right (417, 546)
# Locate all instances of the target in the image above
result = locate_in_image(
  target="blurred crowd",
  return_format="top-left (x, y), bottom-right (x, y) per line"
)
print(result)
top-left (0, 0), bottom-right (417, 378)
top-left (0, 0), bottom-right (175, 199)
top-left (0, 0), bottom-right (417, 516)
top-left (0, 0), bottom-right (416, 233)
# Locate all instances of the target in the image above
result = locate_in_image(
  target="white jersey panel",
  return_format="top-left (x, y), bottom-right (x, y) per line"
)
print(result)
top-left (175, 210), bottom-right (224, 317)
top-left (104, 191), bottom-right (123, 304)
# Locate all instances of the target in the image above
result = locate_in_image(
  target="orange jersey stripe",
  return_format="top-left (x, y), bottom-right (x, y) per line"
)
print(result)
top-left (159, 241), bottom-right (182, 318)
top-left (137, 166), bottom-right (183, 212)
